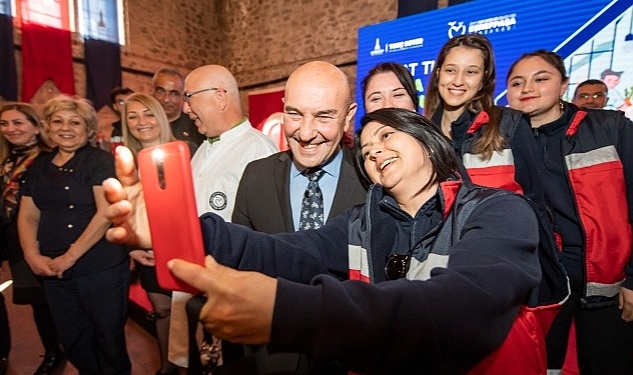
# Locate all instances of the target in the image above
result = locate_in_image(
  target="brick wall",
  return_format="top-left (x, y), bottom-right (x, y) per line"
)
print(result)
top-left (10, 0), bottom-right (451, 115)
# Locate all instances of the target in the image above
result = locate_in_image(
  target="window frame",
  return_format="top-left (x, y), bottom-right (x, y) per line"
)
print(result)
top-left (7, 0), bottom-right (125, 45)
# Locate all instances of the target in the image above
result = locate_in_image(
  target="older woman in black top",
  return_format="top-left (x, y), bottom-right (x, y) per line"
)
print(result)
top-left (17, 95), bottom-right (131, 375)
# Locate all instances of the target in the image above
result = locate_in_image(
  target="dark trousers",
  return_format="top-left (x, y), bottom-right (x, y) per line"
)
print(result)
top-left (186, 295), bottom-right (245, 374)
top-left (185, 294), bottom-right (206, 374)
top-left (32, 302), bottom-right (62, 354)
top-left (0, 293), bottom-right (9, 358)
top-left (546, 277), bottom-right (633, 374)
top-left (43, 263), bottom-right (131, 375)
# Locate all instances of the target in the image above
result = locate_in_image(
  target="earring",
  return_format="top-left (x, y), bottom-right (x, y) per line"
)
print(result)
top-left (559, 98), bottom-right (565, 111)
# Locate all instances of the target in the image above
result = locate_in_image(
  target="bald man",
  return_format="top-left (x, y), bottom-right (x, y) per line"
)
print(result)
top-left (182, 64), bottom-right (278, 217)
top-left (168, 64), bottom-right (278, 371)
top-left (233, 60), bottom-right (365, 233)
top-left (227, 62), bottom-right (367, 373)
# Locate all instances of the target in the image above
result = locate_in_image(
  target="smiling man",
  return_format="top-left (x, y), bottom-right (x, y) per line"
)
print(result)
top-left (226, 61), bottom-right (367, 374)
top-left (168, 64), bottom-right (277, 372)
top-left (572, 79), bottom-right (608, 109)
top-left (283, 62), bottom-right (357, 170)
top-left (182, 65), bottom-right (278, 217)
top-left (152, 68), bottom-right (205, 147)
top-left (233, 61), bottom-right (366, 234)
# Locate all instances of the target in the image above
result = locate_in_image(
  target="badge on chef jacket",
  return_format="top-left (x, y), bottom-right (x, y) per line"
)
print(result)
top-left (209, 191), bottom-right (227, 211)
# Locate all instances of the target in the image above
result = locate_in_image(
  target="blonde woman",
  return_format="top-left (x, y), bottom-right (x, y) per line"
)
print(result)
top-left (122, 93), bottom-right (176, 156)
top-left (17, 95), bottom-right (131, 374)
top-left (122, 93), bottom-right (180, 375)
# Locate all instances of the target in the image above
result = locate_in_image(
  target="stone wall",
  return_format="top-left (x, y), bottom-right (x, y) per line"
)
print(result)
top-left (122, 0), bottom-right (222, 77)
top-left (219, 0), bottom-right (396, 86)
top-left (10, 0), bottom-right (453, 115)
top-left (115, 0), bottom-right (399, 103)
top-left (216, 0), bottom-right (397, 113)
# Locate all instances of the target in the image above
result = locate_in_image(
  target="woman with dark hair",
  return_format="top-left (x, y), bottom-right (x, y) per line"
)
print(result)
top-left (0, 103), bottom-right (64, 375)
top-left (361, 62), bottom-right (418, 113)
top-left (507, 49), bottom-right (633, 374)
top-left (424, 34), bottom-right (546, 210)
top-left (18, 95), bottom-right (131, 374)
top-left (103, 108), bottom-right (567, 374)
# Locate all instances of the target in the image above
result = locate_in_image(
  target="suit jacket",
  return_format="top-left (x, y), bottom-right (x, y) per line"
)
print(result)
top-left (231, 147), bottom-right (363, 374)
top-left (232, 147), bottom-right (367, 233)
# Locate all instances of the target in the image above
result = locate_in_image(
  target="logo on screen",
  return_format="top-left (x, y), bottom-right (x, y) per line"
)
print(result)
top-left (468, 14), bottom-right (517, 34)
top-left (371, 37), bottom-right (425, 56)
top-left (447, 21), bottom-right (467, 38)
top-left (370, 38), bottom-right (385, 56)
top-left (387, 37), bottom-right (424, 53)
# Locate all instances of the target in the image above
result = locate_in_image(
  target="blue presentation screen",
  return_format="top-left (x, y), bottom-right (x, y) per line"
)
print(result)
top-left (356, 0), bottom-right (633, 127)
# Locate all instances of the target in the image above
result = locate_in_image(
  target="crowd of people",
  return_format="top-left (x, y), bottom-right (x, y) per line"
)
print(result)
top-left (0, 32), bottom-right (632, 375)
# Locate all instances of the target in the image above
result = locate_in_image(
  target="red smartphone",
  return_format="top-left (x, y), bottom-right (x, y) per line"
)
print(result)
top-left (138, 141), bottom-right (205, 293)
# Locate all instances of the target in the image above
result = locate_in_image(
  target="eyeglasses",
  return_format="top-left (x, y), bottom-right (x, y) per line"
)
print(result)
top-left (385, 253), bottom-right (411, 280)
top-left (577, 92), bottom-right (606, 100)
top-left (183, 88), bottom-right (226, 103)
top-left (153, 87), bottom-right (182, 99)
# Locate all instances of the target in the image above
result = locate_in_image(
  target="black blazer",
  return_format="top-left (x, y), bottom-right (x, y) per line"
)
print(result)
top-left (232, 147), bottom-right (367, 233)
top-left (231, 147), bottom-right (362, 374)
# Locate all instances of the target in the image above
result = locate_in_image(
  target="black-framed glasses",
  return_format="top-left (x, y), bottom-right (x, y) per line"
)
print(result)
top-left (385, 253), bottom-right (411, 280)
top-left (183, 88), bottom-right (226, 103)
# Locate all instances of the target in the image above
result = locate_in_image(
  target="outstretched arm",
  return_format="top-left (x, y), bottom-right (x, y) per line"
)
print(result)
top-left (168, 194), bottom-right (542, 373)
top-left (105, 146), bottom-right (349, 283)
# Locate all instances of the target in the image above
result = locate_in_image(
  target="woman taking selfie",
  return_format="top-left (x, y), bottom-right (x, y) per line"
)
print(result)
top-left (506, 49), bottom-right (633, 374)
top-left (122, 92), bottom-right (178, 375)
top-left (18, 95), bottom-right (131, 375)
top-left (104, 108), bottom-right (567, 374)
top-left (424, 34), bottom-right (546, 212)
top-left (0, 103), bottom-right (65, 374)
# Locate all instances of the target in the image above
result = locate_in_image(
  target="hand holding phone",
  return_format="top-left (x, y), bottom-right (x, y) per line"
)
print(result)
top-left (138, 141), bottom-right (205, 293)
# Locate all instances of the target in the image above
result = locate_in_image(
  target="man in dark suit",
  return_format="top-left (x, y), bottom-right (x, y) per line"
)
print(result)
top-left (223, 61), bottom-right (366, 374)
top-left (232, 147), bottom-right (363, 234)
top-left (232, 61), bottom-right (366, 235)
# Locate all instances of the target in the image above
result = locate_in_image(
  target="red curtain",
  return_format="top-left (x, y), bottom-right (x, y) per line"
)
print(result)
top-left (20, 0), bottom-right (74, 102)
top-left (1, 4), bottom-right (18, 100)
